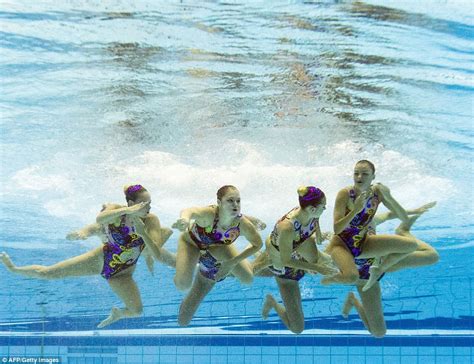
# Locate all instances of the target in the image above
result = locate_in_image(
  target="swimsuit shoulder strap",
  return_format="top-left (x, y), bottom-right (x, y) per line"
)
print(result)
top-left (371, 185), bottom-right (379, 199)
top-left (285, 207), bottom-right (298, 221)
top-left (211, 206), bottom-right (220, 230)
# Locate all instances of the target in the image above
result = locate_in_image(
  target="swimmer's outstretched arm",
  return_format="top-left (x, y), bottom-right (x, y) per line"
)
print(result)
top-left (172, 206), bottom-right (215, 231)
top-left (96, 201), bottom-right (150, 225)
top-left (67, 204), bottom-right (123, 240)
top-left (66, 223), bottom-right (101, 241)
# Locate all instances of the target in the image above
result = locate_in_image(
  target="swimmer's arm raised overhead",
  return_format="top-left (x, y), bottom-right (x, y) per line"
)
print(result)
top-left (172, 206), bottom-right (215, 231)
top-left (375, 184), bottom-right (409, 224)
top-left (333, 188), bottom-right (369, 234)
top-left (96, 202), bottom-right (150, 225)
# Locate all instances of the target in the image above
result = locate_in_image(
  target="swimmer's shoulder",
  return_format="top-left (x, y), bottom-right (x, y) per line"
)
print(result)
top-left (275, 217), bottom-right (294, 234)
top-left (372, 183), bottom-right (389, 199)
top-left (336, 186), bottom-right (352, 200)
top-left (144, 212), bottom-right (160, 225)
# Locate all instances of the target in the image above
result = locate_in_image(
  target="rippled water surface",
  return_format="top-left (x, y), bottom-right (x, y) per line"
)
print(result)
top-left (0, 1), bottom-right (473, 334)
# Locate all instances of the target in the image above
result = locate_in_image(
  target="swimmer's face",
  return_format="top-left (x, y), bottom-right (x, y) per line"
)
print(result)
top-left (307, 197), bottom-right (326, 218)
top-left (353, 163), bottom-right (375, 188)
top-left (129, 191), bottom-right (151, 216)
top-left (218, 189), bottom-right (241, 217)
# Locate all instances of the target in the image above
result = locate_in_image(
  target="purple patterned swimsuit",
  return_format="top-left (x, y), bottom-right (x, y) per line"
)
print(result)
top-left (269, 208), bottom-right (320, 281)
top-left (338, 188), bottom-right (383, 280)
top-left (101, 215), bottom-right (145, 280)
top-left (188, 208), bottom-right (241, 282)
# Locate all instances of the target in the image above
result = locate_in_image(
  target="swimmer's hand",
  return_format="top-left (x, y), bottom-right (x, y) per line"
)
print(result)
top-left (145, 253), bottom-right (155, 276)
top-left (214, 259), bottom-right (236, 281)
top-left (353, 191), bottom-right (370, 213)
top-left (127, 201), bottom-right (150, 216)
top-left (253, 218), bottom-right (266, 231)
top-left (172, 218), bottom-right (191, 232)
top-left (66, 230), bottom-right (88, 240)
top-left (414, 201), bottom-right (437, 214)
top-left (132, 217), bottom-right (147, 235)
top-left (321, 231), bottom-right (334, 242)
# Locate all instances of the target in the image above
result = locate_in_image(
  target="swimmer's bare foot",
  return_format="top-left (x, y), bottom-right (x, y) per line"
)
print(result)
top-left (395, 214), bottom-right (421, 236)
top-left (414, 201), bottom-right (437, 215)
top-left (342, 292), bottom-right (356, 318)
top-left (320, 274), bottom-right (341, 285)
top-left (315, 252), bottom-right (339, 276)
top-left (252, 252), bottom-right (270, 275)
top-left (0, 252), bottom-right (16, 272)
top-left (362, 266), bottom-right (383, 292)
top-left (262, 294), bottom-right (275, 320)
top-left (97, 307), bottom-right (123, 328)
top-left (315, 262), bottom-right (339, 276)
top-left (161, 228), bottom-right (173, 243)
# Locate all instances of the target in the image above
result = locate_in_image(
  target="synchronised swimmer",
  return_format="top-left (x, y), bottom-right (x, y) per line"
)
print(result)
top-left (0, 160), bottom-right (439, 337)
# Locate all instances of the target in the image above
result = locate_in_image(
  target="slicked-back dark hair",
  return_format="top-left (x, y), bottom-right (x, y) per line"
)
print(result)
top-left (217, 185), bottom-right (238, 200)
top-left (356, 160), bottom-right (375, 174)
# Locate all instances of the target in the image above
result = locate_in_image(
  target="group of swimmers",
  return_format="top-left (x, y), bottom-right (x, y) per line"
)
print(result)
top-left (0, 160), bottom-right (439, 337)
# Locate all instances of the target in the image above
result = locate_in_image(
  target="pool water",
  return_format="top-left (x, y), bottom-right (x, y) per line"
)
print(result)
top-left (0, 1), bottom-right (473, 363)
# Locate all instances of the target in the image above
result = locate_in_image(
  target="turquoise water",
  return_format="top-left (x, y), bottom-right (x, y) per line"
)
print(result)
top-left (0, 1), bottom-right (473, 363)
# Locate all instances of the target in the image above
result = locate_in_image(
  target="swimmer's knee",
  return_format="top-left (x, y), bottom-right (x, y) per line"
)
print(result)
top-left (405, 239), bottom-right (419, 253)
top-left (371, 327), bottom-right (387, 338)
top-left (178, 316), bottom-right (190, 327)
top-left (341, 270), bottom-right (359, 284)
top-left (239, 273), bottom-right (253, 285)
top-left (427, 249), bottom-right (439, 265)
top-left (289, 321), bottom-right (305, 334)
top-left (178, 307), bottom-right (192, 327)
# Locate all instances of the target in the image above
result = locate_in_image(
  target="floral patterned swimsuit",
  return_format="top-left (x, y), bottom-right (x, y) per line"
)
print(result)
top-left (101, 216), bottom-right (145, 280)
top-left (269, 208), bottom-right (320, 281)
top-left (338, 188), bottom-right (384, 280)
top-left (188, 208), bottom-right (241, 281)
